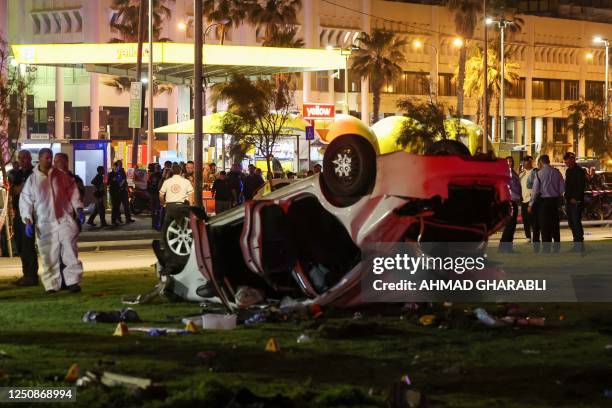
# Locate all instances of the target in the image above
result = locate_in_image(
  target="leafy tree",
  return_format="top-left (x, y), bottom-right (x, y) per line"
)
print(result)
top-left (395, 99), bottom-right (461, 153)
top-left (203, 0), bottom-right (249, 43)
top-left (460, 45), bottom-right (519, 141)
top-left (262, 26), bottom-right (305, 48)
top-left (0, 39), bottom-right (34, 183)
top-left (446, 0), bottom-right (482, 118)
top-left (215, 74), bottom-right (297, 177)
top-left (352, 29), bottom-right (407, 124)
top-left (566, 99), bottom-right (610, 158)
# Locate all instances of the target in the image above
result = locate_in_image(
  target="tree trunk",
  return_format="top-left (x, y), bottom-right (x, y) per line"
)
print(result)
top-left (456, 46), bottom-right (467, 119)
top-left (372, 81), bottom-right (382, 125)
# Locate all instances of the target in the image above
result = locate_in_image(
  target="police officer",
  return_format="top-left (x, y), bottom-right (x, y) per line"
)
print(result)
top-left (8, 150), bottom-right (39, 286)
top-left (563, 152), bottom-right (587, 247)
top-left (528, 155), bottom-right (564, 251)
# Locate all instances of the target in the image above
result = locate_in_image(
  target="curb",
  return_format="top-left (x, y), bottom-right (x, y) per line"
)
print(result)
top-left (77, 239), bottom-right (153, 252)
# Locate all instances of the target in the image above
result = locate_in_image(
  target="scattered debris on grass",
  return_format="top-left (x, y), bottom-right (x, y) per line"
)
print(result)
top-left (317, 321), bottom-right (403, 339)
top-left (0, 350), bottom-right (10, 359)
top-left (418, 314), bottom-right (436, 326)
top-left (82, 308), bottom-right (141, 324)
top-left (64, 363), bottom-right (80, 382)
top-left (388, 379), bottom-right (427, 408)
top-left (297, 333), bottom-right (311, 344)
top-left (113, 322), bottom-right (129, 337)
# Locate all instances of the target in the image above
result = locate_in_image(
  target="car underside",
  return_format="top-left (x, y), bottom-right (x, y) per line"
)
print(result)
top-left (153, 144), bottom-right (512, 312)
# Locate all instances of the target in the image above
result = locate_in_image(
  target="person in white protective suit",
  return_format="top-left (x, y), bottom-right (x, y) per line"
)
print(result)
top-left (19, 148), bottom-right (85, 294)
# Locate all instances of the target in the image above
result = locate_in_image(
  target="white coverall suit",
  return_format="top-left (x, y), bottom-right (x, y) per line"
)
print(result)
top-left (19, 166), bottom-right (84, 291)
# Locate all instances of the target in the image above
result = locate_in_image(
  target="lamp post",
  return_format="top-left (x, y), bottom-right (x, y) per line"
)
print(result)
top-left (486, 17), bottom-right (513, 143)
top-left (146, 0), bottom-right (154, 164)
top-left (413, 40), bottom-right (439, 103)
top-left (594, 36), bottom-right (609, 139)
top-left (413, 38), bottom-right (462, 104)
top-left (483, 0), bottom-right (488, 154)
top-left (193, 5), bottom-right (229, 207)
top-left (327, 46), bottom-right (354, 114)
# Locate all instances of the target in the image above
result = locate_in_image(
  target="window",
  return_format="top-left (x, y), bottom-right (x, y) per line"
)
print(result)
top-left (404, 72), bottom-right (429, 95)
top-left (312, 71), bottom-right (329, 92)
top-left (438, 74), bottom-right (456, 96)
top-left (553, 118), bottom-right (567, 143)
top-left (532, 78), bottom-right (561, 99)
top-left (32, 108), bottom-right (48, 134)
top-left (506, 78), bottom-right (526, 98)
top-left (334, 70), bottom-right (361, 93)
top-left (564, 80), bottom-right (579, 101)
top-left (586, 80), bottom-right (604, 101)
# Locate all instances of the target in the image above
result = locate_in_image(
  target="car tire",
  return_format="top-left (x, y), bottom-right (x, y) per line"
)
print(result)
top-left (323, 134), bottom-right (376, 198)
top-left (426, 139), bottom-right (471, 156)
top-left (162, 211), bottom-right (192, 270)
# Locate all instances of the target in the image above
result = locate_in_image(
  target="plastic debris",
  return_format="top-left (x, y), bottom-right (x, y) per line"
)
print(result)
top-left (265, 337), bottom-right (280, 352)
top-left (559, 314), bottom-right (566, 321)
top-left (296, 334), bottom-right (311, 344)
top-left (185, 320), bottom-right (198, 333)
top-left (401, 374), bottom-right (412, 385)
top-left (76, 371), bottom-right (99, 388)
top-left (244, 313), bottom-right (267, 326)
top-left (101, 371), bottom-right (152, 389)
top-left (604, 344), bottom-right (612, 350)
top-left (418, 314), bottom-right (436, 326)
top-left (0, 350), bottom-right (10, 359)
top-left (309, 304), bottom-right (323, 318)
top-left (516, 317), bottom-right (546, 326)
top-left (64, 363), bottom-right (80, 382)
top-left (202, 314), bottom-right (237, 330)
top-left (353, 312), bottom-right (363, 320)
top-left (113, 322), bottom-right (129, 337)
top-left (474, 308), bottom-right (499, 327)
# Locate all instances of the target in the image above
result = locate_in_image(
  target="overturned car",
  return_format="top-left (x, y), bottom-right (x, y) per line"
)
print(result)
top-left (153, 116), bottom-right (512, 311)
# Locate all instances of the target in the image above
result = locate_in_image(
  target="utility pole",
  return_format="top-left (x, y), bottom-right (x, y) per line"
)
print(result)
top-left (194, 0), bottom-right (203, 207)
top-left (147, 0), bottom-right (154, 164)
top-left (482, 0), bottom-right (488, 154)
top-left (131, 0), bottom-right (147, 168)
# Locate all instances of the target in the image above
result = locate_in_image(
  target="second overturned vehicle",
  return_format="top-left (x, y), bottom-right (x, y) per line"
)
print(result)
top-left (152, 115), bottom-right (512, 311)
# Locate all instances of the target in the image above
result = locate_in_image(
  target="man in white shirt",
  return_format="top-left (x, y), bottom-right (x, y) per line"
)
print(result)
top-left (159, 164), bottom-right (195, 242)
top-left (19, 148), bottom-right (85, 293)
top-left (518, 156), bottom-right (538, 242)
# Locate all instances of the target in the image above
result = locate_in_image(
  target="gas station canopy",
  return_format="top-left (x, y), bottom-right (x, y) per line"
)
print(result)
top-left (10, 43), bottom-right (347, 85)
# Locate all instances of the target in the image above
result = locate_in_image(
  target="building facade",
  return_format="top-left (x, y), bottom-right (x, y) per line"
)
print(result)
top-left (3, 0), bottom-right (611, 161)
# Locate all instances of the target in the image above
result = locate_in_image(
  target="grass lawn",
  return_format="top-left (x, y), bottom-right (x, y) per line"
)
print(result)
top-left (0, 268), bottom-right (611, 407)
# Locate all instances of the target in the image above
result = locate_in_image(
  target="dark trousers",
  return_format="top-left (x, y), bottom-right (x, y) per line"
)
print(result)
top-left (12, 216), bottom-right (38, 280)
top-left (110, 192), bottom-right (121, 223)
top-left (566, 201), bottom-right (584, 242)
top-left (119, 189), bottom-right (131, 220)
top-left (521, 202), bottom-right (538, 241)
top-left (88, 196), bottom-right (107, 225)
top-left (150, 191), bottom-right (161, 229)
top-left (537, 197), bottom-right (561, 249)
top-left (500, 201), bottom-right (519, 247)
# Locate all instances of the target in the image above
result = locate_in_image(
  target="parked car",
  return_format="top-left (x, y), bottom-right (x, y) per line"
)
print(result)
top-left (152, 116), bottom-right (512, 310)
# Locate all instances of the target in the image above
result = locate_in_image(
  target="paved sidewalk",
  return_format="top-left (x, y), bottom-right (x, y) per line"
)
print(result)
top-left (0, 248), bottom-right (156, 279)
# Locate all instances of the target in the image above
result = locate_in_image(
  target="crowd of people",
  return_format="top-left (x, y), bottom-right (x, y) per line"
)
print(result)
top-left (500, 151), bottom-right (591, 252)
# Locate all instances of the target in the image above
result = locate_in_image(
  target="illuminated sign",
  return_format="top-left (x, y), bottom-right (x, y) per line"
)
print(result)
top-left (303, 103), bottom-right (335, 120)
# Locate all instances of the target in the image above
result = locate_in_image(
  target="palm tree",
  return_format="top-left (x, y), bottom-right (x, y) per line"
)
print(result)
top-left (446, 0), bottom-right (482, 118)
top-left (248, 0), bottom-right (302, 44)
top-left (352, 29), bottom-right (407, 124)
top-left (567, 99), bottom-right (610, 158)
top-left (106, 0), bottom-right (175, 95)
top-left (109, 0), bottom-right (175, 43)
top-left (263, 26), bottom-right (305, 48)
top-left (203, 0), bottom-right (249, 43)
top-left (461, 46), bottom-right (519, 142)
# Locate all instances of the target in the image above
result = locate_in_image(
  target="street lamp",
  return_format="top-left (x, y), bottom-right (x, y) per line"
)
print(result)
top-left (413, 40), bottom-right (439, 102)
top-left (594, 36), bottom-right (609, 138)
top-left (487, 17), bottom-right (514, 143)
top-left (413, 38), bottom-right (462, 103)
top-left (327, 46), bottom-right (354, 115)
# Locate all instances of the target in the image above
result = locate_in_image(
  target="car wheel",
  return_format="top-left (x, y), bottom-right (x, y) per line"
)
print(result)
top-left (323, 134), bottom-right (376, 198)
top-left (426, 139), bottom-right (471, 156)
top-left (163, 216), bottom-right (193, 258)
